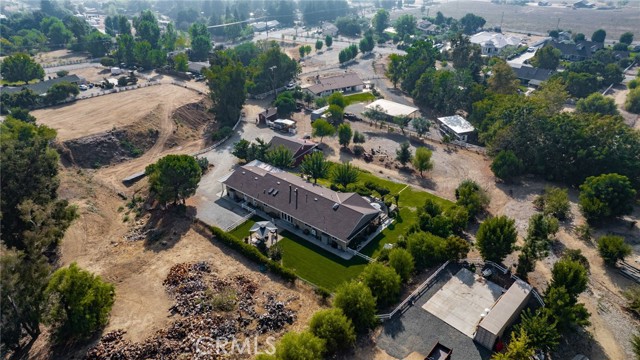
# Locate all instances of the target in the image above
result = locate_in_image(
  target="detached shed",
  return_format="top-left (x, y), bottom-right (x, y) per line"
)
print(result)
top-left (365, 99), bottom-right (419, 119)
top-left (473, 280), bottom-right (532, 350)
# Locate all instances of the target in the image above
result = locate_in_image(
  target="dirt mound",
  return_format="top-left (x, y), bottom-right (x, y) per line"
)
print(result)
top-left (59, 128), bottom-right (159, 168)
top-left (166, 99), bottom-right (216, 149)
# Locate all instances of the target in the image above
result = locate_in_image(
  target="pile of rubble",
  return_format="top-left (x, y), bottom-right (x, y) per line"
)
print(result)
top-left (84, 261), bottom-right (297, 359)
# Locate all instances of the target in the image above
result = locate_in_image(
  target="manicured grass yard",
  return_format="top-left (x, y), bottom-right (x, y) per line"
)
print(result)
top-left (344, 92), bottom-right (376, 106)
top-left (230, 216), bottom-right (368, 290)
top-left (228, 166), bottom-right (453, 290)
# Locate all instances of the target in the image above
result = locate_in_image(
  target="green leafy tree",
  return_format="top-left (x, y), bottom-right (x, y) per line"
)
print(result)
top-left (626, 88), bottom-right (640, 114)
top-left (0, 53), bottom-right (45, 84)
top-left (620, 32), bottom-right (634, 45)
top-left (406, 231), bottom-right (447, 269)
top-left (476, 215), bottom-right (517, 263)
top-left (325, 35), bottom-right (333, 48)
top-left (332, 162), bottom-right (359, 188)
top-left (491, 328), bottom-right (534, 360)
top-left (394, 14), bottom-right (416, 39)
top-left (134, 10), bottom-right (160, 47)
top-left (311, 118), bottom-right (335, 143)
top-left (308, 309), bottom-right (355, 354)
top-left (232, 139), bottom-right (251, 160)
top-left (412, 147), bottom-right (433, 177)
top-left (337, 123), bottom-right (353, 148)
top-left (315, 39), bottom-right (323, 52)
top-left (301, 151), bottom-right (330, 184)
top-left (455, 179), bottom-right (490, 216)
top-left (359, 34), bottom-right (374, 54)
top-left (85, 31), bottom-right (111, 58)
top-left (388, 248), bottom-right (414, 282)
top-left (274, 91), bottom-right (297, 116)
top-left (491, 150), bottom-right (524, 182)
top-left (386, 53), bottom-right (403, 89)
top-left (632, 331), bottom-right (640, 360)
top-left (535, 187), bottom-right (571, 220)
top-left (116, 34), bottom-right (135, 66)
top-left (543, 285), bottom-right (590, 332)
top-left (205, 51), bottom-right (247, 127)
top-left (333, 280), bottom-right (377, 333)
top-left (551, 258), bottom-right (588, 298)
top-left (353, 131), bottom-right (366, 144)
top-left (450, 34), bottom-right (482, 81)
top-left (145, 155), bottom-right (202, 205)
top-left (395, 141), bottom-right (412, 166)
top-left (597, 235), bottom-right (631, 266)
top-left (173, 52), bottom-right (189, 72)
top-left (266, 145), bottom-right (294, 169)
top-left (133, 40), bottom-right (154, 68)
top-left (100, 57), bottom-right (117, 67)
top-left (445, 235), bottom-right (471, 261)
top-left (518, 213), bottom-right (559, 276)
top-left (327, 92), bottom-right (346, 108)
top-left (327, 104), bottom-right (344, 123)
top-left (488, 60), bottom-right (520, 94)
top-left (573, 33), bottom-right (586, 42)
top-left (190, 35), bottom-right (212, 61)
top-left (514, 308), bottom-right (561, 351)
top-left (44, 263), bottom-right (115, 340)
top-left (576, 93), bottom-right (619, 116)
top-left (47, 20), bottom-right (73, 47)
top-left (393, 116), bottom-right (411, 135)
top-left (459, 13), bottom-right (486, 35)
top-left (361, 263), bottom-right (401, 307)
top-left (530, 45), bottom-right (562, 70)
top-left (161, 22), bottom-right (178, 51)
top-left (44, 81), bottom-right (79, 105)
top-left (412, 117), bottom-right (430, 137)
top-left (579, 173), bottom-right (636, 222)
top-left (623, 286), bottom-right (640, 317)
top-left (269, 331), bottom-right (326, 360)
top-left (372, 9), bottom-right (390, 34)
top-left (591, 29), bottom-right (606, 43)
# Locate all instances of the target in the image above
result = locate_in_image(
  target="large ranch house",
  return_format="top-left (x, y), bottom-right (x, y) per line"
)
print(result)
top-left (221, 161), bottom-right (382, 250)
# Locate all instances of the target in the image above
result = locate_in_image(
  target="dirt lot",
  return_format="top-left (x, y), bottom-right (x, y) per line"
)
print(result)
top-left (34, 49), bottom-right (91, 65)
top-left (400, 0), bottom-right (640, 39)
top-left (33, 85), bottom-right (201, 141)
top-left (28, 168), bottom-right (323, 359)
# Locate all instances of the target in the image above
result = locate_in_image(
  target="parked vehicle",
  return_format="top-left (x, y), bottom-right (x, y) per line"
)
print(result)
top-left (79, 84), bottom-right (88, 91)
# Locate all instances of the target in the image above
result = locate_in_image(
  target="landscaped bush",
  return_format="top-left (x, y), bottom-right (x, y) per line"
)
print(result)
top-left (212, 126), bottom-right (234, 141)
top-left (210, 226), bottom-right (297, 282)
top-left (346, 183), bottom-right (372, 196)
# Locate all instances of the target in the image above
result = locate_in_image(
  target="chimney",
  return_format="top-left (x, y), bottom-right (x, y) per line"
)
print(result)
top-left (289, 185), bottom-right (292, 204)
top-left (295, 188), bottom-right (298, 209)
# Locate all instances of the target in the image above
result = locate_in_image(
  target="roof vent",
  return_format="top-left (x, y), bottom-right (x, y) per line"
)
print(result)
top-left (314, 198), bottom-right (318, 201)
top-left (242, 171), bottom-right (246, 175)
top-left (277, 181), bottom-right (281, 185)
top-left (268, 188), bottom-right (274, 194)
top-left (332, 203), bottom-right (340, 210)
top-left (272, 190), bottom-right (279, 196)
top-left (254, 177), bottom-right (258, 180)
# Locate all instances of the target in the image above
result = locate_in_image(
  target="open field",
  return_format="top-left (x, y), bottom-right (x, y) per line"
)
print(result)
top-left (33, 85), bottom-right (201, 141)
top-left (400, 0), bottom-right (640, 39)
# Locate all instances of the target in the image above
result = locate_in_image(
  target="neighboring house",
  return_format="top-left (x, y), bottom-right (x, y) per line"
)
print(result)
top-left (557, 31), bottom-right (572, 42)
top-left (548, 40), bottom-right (603, 61)
top-left (268, 135), bottom-right (318, 166)
top-left (310, 105), bottom-right (329, 121)
top-left (470, 32), bottom-right (523, 55)
top-left (1, 75), bottom-right (84, 96)
top-left (187, 61), bottom-right (209, 74)
top-left (436, 115), bottom-right (476, 143)
top-left (258, 107), bottom-right (278, 124)
top-left (322, 22), bottom-right (338, 37)
top-left (510, 64), bottom-right (557, 87)
top-left (221, 161), bottom-right (381, 250)
top-left (252, 20), bottom-right (280, 31)
top-left (306, 73), bottom-right (364, 97)
top-left (573, 0), bottom-right (595, 8)
top-left (417, 20), bottom-right (439, 35)
top-left (365, 99), bottom-right (419, 119)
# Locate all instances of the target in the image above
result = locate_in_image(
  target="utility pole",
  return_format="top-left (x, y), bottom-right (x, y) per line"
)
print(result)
top-left (270, 65), bottom-right (278, 98)
top-left (500, 11), bottom-right (504, 30)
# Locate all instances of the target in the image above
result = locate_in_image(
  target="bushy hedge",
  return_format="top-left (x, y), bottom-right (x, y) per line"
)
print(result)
top-left (210, 226), bottom-right (297, 282)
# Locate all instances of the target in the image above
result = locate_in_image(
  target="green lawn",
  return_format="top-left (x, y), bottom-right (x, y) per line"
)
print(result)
top-left (229, 216), bottom-right (367, 290)
top-left (344, 92), bottom-right (376, 106)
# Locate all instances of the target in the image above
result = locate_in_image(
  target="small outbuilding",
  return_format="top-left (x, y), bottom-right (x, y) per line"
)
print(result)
top-left (365, 99), bottom-right (419, 119)
top-left (473, 280), bottom-right (532, 350)
top-left (258, 107), bottom-right (278, 124)
top-left (268, 135), bottom-right (318, 165)
top-left (436, 115), bottom-right (476, 143)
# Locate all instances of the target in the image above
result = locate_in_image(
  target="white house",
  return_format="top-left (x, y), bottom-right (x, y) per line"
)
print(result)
top-left (470, 32), bottom-right (523, 55)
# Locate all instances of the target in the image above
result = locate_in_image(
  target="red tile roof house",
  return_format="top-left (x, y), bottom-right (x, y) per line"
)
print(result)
top-left (268, 135), bottom-right (318, 166)
top-left (222, 162), bottom-right (381, 251)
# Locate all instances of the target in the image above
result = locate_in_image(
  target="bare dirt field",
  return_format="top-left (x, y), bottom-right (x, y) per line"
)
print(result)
top-left (401, 0), bottom-right (640, 39)
top-left (70, 66), bottom-right (112, 84)
top-left (33, 85), bottom-right (201, 141)
top-left (28, 168), bottom-right (323, 359)
top-left (34, 49), bottom-right (91, 65)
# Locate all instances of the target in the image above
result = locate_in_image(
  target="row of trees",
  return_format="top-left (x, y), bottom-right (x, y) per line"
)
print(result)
top-left (1, 115), bottom-right (115, 354)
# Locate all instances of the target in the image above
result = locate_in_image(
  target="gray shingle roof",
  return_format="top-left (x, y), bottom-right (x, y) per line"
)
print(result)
top-left (268, 135), bottom-right (317, 160)
top-left (223, 164), bottom-right (379, 242)
top-left (1, 75), bottom-right (83, 95)
top-left (306, 73), bottom-right (363, 95)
